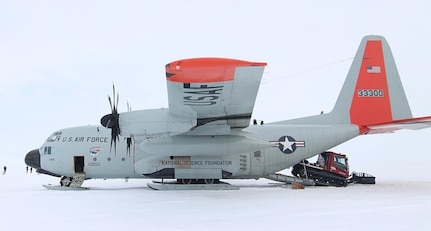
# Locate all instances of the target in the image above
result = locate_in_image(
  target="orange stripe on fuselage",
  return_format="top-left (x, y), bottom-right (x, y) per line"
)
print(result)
top-left (350, 40), bottom-right (392, 126)
top-left (166, 58), bottom-right (267, 83)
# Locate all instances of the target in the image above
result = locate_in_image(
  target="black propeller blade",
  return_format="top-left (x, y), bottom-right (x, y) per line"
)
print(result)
top-left (101, 85), bottom-right (121, 154)
top-left (100, 84), bottom-right (133, 156)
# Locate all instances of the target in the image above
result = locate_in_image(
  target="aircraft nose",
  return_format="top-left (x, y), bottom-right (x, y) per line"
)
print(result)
top-left (25, 149), bottom-right (41, 169)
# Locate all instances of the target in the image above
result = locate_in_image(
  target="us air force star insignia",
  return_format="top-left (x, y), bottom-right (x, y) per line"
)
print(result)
top-left (270, 136), bottom-right (305, 154)
top-left (280, 136), bottom-right (295, 152)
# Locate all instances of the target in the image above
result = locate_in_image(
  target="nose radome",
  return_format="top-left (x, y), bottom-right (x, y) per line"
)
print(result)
top-left (25, 149), bottom-right (41, 169)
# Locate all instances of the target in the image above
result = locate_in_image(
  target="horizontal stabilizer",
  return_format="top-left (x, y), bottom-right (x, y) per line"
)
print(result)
top-left (365, 116), bottom-right (431, 134)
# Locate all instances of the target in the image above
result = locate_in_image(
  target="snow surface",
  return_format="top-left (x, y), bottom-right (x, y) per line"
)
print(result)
top-left (1, 165), bottom-right (430, 231)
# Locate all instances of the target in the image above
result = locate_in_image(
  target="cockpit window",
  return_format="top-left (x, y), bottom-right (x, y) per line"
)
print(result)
top-left (47, 132), bottom-right (62, 142)
top-left (44, 146), bottom-right (52, 155)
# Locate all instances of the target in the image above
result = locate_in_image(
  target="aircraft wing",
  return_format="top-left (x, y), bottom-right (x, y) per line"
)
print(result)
top-left (165, 58), bottom-right (267, 135)
top-left (364, 116), bottom-right (431, 134)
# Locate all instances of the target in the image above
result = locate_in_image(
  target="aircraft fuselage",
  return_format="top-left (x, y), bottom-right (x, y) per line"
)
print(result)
top-left (28, 122), bottom-right (359, 181)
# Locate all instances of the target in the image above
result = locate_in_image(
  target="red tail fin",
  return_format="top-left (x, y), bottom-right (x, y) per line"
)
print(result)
top-left (331, 35), bottom-right (413, 130)
top-left (275, 35), bottom-right (431, 133)
top-left (350, 40), bottom-right (393, 125)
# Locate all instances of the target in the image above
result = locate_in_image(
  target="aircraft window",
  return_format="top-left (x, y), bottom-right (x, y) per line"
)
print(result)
top-left (44, 146), bottom-right (52, 155)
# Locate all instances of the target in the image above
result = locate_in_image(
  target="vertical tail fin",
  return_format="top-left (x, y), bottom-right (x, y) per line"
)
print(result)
top-left (331, 35), bottom-right (413, 128)
top-left (276, 35), bottom-right (431, 132)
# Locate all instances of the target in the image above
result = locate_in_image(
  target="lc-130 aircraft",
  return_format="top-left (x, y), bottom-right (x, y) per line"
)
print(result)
top-left (25, 35), bottom-right (431, 189)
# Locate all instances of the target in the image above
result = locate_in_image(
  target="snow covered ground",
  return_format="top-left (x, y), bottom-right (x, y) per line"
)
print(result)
top-left (1, 162), bottom-right (430, 231)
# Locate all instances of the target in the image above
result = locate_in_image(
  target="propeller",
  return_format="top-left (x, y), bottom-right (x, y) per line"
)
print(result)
top-left (100, 84), bottom-right (134, 156)
top-left (101, 84), bottom-right (121, 154)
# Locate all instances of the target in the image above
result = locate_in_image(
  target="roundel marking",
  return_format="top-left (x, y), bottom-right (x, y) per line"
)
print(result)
top-left (270, 136), bottom-right (306, 154)
top-left (278, 136), bottom-right (297, 154)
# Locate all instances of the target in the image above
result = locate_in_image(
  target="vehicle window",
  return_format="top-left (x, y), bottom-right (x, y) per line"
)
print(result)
top-left (334, 155), bottom-right (347, 171)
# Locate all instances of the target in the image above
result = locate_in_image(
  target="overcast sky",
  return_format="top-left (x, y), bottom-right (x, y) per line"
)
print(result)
top-left (1, 1), bottom-right (431, 168)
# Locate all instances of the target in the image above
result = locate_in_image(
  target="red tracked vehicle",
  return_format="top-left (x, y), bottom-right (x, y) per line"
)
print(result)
top-left (291, 151), bottom-right (375, 187)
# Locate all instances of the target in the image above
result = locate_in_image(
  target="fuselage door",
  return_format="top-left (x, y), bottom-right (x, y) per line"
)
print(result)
top-left (74, 156), bottom-right (85, 173)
